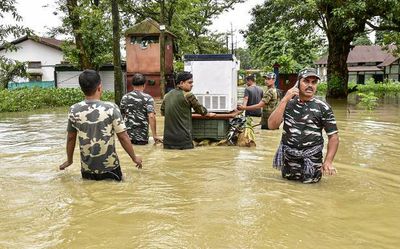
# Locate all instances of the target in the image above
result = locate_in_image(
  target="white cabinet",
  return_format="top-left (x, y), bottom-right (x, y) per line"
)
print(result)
top-left (184, 54), bottom-right (239, 112)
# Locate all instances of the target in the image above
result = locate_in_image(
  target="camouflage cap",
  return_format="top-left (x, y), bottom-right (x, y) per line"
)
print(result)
top-left (297, 68), bottom-right (320, 80)
top-left (262, 72), bottom-right (276, 79)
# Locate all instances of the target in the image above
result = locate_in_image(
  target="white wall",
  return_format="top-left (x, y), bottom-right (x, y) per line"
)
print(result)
top-left (0, 39), bottom-right (64, 82)
top-left (56, 70), bottom-right (122, 91)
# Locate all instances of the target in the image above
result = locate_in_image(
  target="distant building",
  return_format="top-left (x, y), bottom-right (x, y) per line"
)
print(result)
top-left (315, 45), bottom-right (400, 84)
top-left (55, 63), bottom-right (126, 91)
top-left (0, 35), bottom-right (64, 83)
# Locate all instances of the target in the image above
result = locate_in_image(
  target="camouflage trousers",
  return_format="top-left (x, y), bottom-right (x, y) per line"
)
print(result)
top-left (281, 150), bottom-right (323, 184)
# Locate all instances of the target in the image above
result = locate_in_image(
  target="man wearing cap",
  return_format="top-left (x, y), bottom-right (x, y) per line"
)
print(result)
top-left (161, 71), bottom-right (216, 149)
top-left (242, 75), bottom-right (263, 117)
top-left (268, 68), bottom-right (339, 183)
top-left (239, 72), bottom-right (280, 129)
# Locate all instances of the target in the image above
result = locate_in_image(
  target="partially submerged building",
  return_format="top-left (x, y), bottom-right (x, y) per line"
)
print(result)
top-left (315, 45), bottom-right (400, 84)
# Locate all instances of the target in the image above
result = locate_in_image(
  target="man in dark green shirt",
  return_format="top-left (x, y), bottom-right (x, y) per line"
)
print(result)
top-left (161, 72), bottom-right (215, 149)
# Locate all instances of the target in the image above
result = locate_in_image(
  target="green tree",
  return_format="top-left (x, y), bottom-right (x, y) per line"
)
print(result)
top-left (246, 24), bottom-right (324, 73)
top-left (52, 0), bottom-right (113, 70)
top-left (123, 0), bottom-right (244, 57)
top-left (235, 48), bottom-right (253, 70)
top-left (0, 0), bottom-right (31, 88)
top-left (0, 0), bottom-right (30, 49)
top-left (247, 0), bottom-right (400, 98)
top-left (352, 32), bottom-right (372, 46)
top-left (0, 57), bottom-right (28, 89)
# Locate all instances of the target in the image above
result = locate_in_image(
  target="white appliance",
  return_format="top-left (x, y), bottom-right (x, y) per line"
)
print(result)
top-left (184, 54), bottom-right (239, 113)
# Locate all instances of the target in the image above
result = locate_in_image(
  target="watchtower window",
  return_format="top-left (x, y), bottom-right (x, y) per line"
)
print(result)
top-left (130, 36), bottom-right (159, 49)
top-left (28, 61), bottom-right (42, 68)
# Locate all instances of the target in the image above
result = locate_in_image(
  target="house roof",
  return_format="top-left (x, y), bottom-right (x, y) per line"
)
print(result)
top-left (0, 35), bottom-right (64, 51)
top-left (315, 45), bottom-right (399, 66)
top-left (347, 66), bottom-right (382, 72)
top-left (125, 18), bottom-right (176, 38)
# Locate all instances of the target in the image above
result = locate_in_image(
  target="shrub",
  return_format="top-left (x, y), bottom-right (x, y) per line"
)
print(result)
top-left (357, 92), bottom-right (379, 110)
top-left (0, 87), bottom-right (114, 112)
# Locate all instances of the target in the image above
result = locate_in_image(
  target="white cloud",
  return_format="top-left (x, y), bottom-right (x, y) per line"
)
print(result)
top-left (210, 0), bottom-right (265, 48)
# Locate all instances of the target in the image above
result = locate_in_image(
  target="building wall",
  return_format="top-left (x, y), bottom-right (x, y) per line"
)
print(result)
top-left (385, 62), bottom-right (400, 81)
top-left (317, 64), bottom-right (388, 84)
top-left (0, 40), bottom-right (64, 82)
top-left (56, 70), bottom-right (124, 91)
top-left (316, 66), bottom-right (327, 82)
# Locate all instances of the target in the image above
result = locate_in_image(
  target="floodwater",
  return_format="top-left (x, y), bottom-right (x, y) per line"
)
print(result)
top-left (1, 94), bottom-right (400, 249)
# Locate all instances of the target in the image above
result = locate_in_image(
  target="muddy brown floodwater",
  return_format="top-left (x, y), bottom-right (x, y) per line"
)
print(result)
top-left (0, 94), bottom-right (399, 248)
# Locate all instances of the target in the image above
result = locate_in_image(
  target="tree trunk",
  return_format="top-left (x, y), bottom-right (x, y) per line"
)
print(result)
top-left (159, 0), bottom-right (166, 99)
top-left (326, 35), bottom-right (352, 98)
top-left (66, 0), bottom-right (91, 70)
top-left (112, 0), bottom-right (123, 105)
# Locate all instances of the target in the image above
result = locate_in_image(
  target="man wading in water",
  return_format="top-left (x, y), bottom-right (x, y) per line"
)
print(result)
top-left (268, 68), bottom-right (339, 183)
top-left (59, 69), bottom-right (142, 181)
top-left (161, 71), bottom-right (215, 149)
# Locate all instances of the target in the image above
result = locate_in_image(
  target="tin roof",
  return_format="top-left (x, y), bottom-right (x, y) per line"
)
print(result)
top-left (347, 66), bottom-right (382, 72)
top-left (315, 45), bottom-right (399, 66)
top-left (0, 35), bottom-right (64, 51)
top-left (125, 18), bottom-right (176, 37)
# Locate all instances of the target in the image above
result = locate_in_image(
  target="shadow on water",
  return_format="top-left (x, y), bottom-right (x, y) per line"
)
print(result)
top-left (0, 97), bottom-right (400, 248)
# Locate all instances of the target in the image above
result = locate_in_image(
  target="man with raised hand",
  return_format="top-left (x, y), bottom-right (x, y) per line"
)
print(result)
top-left (268, 68), bottom-right (339, 183)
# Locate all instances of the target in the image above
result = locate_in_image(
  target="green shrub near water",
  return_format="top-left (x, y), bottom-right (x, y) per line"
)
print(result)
top-left (0, 87), bottom-right (114, 112)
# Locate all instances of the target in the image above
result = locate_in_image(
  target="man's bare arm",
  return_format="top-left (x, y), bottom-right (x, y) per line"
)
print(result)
top-left (117, 131), bottom-right (143, 168)
top-left (59, 131), bottom-right (77, 170)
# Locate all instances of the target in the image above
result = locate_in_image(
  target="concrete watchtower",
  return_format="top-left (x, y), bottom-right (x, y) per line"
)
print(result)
top-left (125, 18), bottom-right (176, 98)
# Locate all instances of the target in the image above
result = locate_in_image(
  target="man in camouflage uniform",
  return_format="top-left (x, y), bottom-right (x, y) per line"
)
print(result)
top-left (239, 72), bottom-right (279, 129)
top-left (268, 68), bottom-right (339, 183)
top-left (59, 69), bottom-right (142, 181)
top-left (161, 71), bottom-right (216, 149)
top-left (120, 73), bottom-right (162, 145)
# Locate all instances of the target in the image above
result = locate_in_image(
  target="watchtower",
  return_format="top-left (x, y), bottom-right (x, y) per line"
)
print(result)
top-left (125, 18), bottom-right (175, 98)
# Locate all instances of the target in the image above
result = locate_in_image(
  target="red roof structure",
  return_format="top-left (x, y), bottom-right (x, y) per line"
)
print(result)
top-left (0, 35), bottom-right (64, 51)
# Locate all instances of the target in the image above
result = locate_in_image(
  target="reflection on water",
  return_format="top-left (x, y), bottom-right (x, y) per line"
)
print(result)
top-left (1, 96), bottom-right (400, 248)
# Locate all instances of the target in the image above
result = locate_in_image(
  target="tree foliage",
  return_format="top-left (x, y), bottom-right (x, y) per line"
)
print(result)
top-left (246, 23), bottom-right (325, 73)
top-left (0, 0), bottom-right (30, 49)
top-left (352, 32), bottom-right (372, 46)
top-left (123, 0), bottom-right (244, 57)
top-left (0, 57), bottom-right (28, 89)
top-left (52, 0), bottom-right (113, 70)
top-left (50, 0), bottom-right (243, 69)
top-left (0, 0), bottom-right (31, 88)
top-left (247, 0), bottom-right (400, 98)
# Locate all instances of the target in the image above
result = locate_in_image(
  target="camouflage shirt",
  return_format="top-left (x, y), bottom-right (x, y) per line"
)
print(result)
top-left (67, 100), bottom-right (126, 174)
top-left (260, 87), bottom-right (279, 127)
top-left (120, 90), bottom-right (155, 143)
top-left (282, 96), bottom-right (338, 149)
